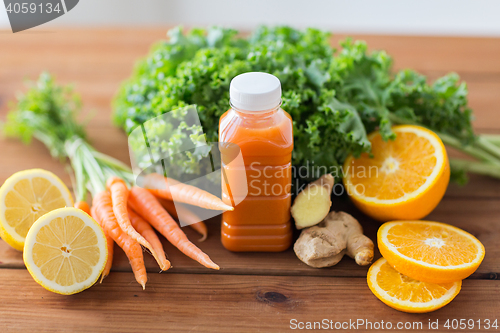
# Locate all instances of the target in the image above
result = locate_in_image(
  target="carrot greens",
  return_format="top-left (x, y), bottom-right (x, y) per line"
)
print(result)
top-left (2, 73), bottom-right (133, 201)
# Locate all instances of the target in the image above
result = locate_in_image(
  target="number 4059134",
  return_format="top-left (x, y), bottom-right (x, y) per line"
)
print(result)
top-left (5, 2), bottom-right (62, 14)
top-left (444, 319), bottom-right (498, 330)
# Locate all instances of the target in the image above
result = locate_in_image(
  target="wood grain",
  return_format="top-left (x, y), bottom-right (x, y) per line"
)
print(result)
top-left (1, 29), bottom-right (500, 130)
top-left (1, 197), bottom-right (498, 279)
top-left (0, 269), bottom-right (498, 333)
top-left (330, 34), bottom-right (500, 75)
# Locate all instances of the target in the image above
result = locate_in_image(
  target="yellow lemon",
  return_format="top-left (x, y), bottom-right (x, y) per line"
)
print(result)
top-left (23, 207), bottom-right (107, 295)
top-left (0, 169), bottom-right (73, 251)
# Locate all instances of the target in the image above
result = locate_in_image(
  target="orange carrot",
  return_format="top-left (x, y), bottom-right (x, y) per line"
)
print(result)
top-left (159, 198), bottom-right (208, 242)
top-left (128, 186), bottom-right (219, 270)
top-left (127, 207), bottom-right (171, 271)
top-left (91, 206), bottom-right (114, 283)
top-left (188, 222), bottom-right (208, 242)
top-left (106, 177), bottom-right (168, 271)
top-left (74, 201), bottom-right (90, 215)
top-left (93, 190), bottom-right (147, 289)
top-left (142, 173), bottom-right (233, 211)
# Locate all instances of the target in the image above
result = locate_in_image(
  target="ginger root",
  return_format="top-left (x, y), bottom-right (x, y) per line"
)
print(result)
top-left (293, 211), bottom-right (374, 268)
top-left (291, 174), bottom-right (334, 229)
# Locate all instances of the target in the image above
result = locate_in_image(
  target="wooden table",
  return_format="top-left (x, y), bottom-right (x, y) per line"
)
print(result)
top-left (1, 28), bottom-right (499, 332)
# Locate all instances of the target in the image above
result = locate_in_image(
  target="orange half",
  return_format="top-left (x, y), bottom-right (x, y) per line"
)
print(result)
top-left (368, 258), bottom-right (461, 313)
top-left (343, 125), bottom-right (450, 221)
top-left (378, 221), bottom-right (485, 283)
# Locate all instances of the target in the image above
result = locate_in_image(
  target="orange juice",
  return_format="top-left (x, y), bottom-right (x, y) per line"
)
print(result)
top-left (219, 72), bottom-right (293, 252)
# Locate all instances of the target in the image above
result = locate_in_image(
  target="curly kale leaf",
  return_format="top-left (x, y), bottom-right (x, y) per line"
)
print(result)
top-left (114, 26), bottom-right (476, 182)
top-left (387, 70), bottom-right (475, 144)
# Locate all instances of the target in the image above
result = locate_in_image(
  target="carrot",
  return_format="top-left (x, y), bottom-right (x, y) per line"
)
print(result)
top-left (142, 173), bottom-right (233, 211)
top-left (91, 206), bottom-right (114, 283)
top-left (188, 222), bottom-right (208, 242)
top-left (93, 190), bottom-right (147, 289)
top-left (158, 198), bottom-right (208, 242)
top-left (106, 177), bottom-right (168, 271)
top-left (128, 186), bottom-right (219, 270)
top-left (74, 201), bottom-right (90, 215)
top-left (127, 207), bottom-right (171, 271)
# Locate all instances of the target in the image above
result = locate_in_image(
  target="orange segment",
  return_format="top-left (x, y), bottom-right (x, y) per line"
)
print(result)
top-left (378, 221), bottom-right (485, 284)
top-left (343, 125), bottom-right (450, 221)
top-left (367, 258), bottom-right (461, 313)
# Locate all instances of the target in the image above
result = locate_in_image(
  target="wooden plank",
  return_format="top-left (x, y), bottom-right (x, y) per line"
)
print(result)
top-left (446, 174), bottom-right (500, 199)
top-left (1, 29), bottom-right (499, 74)
top-left (1, 30), bottom-right (500, 130)
top-left (331, 34), bottom-right (500, 75)
top-left (1, 197), bottom-right (498, 279)
top-left (0, 269), bottom-right (498, 332)
top-left (466, 81), bottom-right (500, 130)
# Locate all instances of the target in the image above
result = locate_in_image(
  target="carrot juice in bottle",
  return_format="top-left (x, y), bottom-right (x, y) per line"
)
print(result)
top-left (219, 72), bottom-right (293, 252)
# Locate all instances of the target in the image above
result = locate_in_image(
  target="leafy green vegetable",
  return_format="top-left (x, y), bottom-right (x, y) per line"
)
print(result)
top-left (110, 26), bottom-right (500, 183)
top-left (3, 72), bottom-right (86, 159)
top-left (114, 27), bottom-right (373, 180)
top-left (3, 73), bottom-right (134, 202)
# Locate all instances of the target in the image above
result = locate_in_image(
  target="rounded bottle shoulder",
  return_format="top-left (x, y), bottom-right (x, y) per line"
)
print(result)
top-left (219, 108), bottom-right (293, 143)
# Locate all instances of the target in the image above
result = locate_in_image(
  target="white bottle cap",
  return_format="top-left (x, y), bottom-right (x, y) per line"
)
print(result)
top-left (230, 72), bottom-right (282, 111)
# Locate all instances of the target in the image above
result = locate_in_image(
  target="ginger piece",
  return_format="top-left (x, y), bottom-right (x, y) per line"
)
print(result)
top-left (293, 211), bottom-right (374, 268)
top-left (291, 174), bottom-right (334, 229)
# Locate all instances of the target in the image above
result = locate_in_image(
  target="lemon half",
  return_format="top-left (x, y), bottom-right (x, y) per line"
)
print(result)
top-left (0, 169), bottom-right (73, 250)
top-left (23, 207), bottom-right (107, 295)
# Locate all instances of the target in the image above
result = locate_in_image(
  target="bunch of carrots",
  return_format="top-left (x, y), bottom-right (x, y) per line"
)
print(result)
top-left (3, 73), bottom-right (234, 289)
top-left (79, 172), bottom-right (232, 289)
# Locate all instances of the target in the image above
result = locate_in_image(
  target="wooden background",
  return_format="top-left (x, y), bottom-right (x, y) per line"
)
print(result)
top-left (0, 29), bottom-right (499, 332)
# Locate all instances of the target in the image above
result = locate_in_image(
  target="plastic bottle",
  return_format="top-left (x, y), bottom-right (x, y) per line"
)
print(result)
top-left (219, 72), bottom-right (293, 252)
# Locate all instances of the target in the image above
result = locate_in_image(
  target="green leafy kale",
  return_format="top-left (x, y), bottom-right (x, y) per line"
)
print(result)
top-left (114, 26), bottom-right (500, 183)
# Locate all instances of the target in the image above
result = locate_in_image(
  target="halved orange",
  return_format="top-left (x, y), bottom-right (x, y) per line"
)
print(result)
top-left (367, 258), bottom-right (462, 313)
top-left (378, 221), bottom-right (485, 283)
top-left (343, 125), bottom-right (450, 222)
